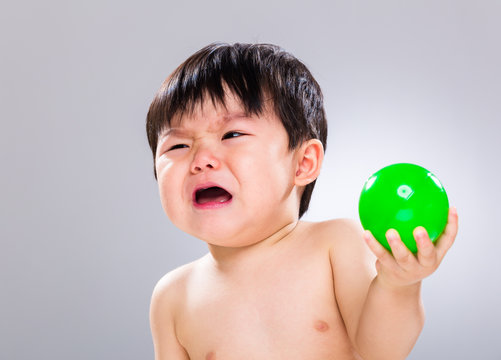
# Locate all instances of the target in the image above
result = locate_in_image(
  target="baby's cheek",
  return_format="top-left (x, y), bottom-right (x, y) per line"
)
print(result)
top-left (162, 198), bottom-right (185, 229)
top-left (159, 193), bottom-right (171, 217)
top-left (158, 184), bottom-right (178, 216)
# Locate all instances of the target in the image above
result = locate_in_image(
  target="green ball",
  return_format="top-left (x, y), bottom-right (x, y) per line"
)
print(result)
top-left (358, 163), bottom-right (449, 253)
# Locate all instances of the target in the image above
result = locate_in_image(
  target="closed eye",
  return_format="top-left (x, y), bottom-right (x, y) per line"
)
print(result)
top-left (222, 131), bottom-right (246, 140)
top-left (168, 144), bottom-right (189, 151)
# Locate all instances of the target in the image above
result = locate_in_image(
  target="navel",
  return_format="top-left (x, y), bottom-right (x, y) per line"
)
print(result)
top-left (314, 320), bottom-right (330, 332)
top-left (206, 351), bottom-right (216, 360)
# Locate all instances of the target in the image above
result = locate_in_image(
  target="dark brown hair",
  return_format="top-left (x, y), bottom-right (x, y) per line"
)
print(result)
top-left (146, 43), bottom-right (327, 218)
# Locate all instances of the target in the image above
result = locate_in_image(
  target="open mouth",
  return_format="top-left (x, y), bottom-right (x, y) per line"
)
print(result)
top-left (195, 186), bottom-right (233, 205)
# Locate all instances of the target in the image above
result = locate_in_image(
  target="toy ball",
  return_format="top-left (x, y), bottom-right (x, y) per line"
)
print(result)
top-left (358, 163), bottom-right (449, 253)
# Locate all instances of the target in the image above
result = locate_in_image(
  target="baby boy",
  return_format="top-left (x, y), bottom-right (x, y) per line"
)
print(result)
top-left (146, 43), bottom-right (458, 360)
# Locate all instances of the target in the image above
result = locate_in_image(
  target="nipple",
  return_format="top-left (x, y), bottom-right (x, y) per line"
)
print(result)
top-left (314, 320), bottom-right (330, 332)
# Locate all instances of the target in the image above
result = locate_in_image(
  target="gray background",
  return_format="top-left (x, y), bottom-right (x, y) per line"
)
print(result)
top-left (1, 0), bottom-right (500, 359)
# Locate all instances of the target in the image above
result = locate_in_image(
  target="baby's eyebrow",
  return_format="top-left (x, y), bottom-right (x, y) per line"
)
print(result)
top-left (157, 128), bottom-right (187, 148)
top-left (222, 111), bottom-right (250, 121)
top-left (160, 128), bottom-right (186, 138)
top-left (158, 111), bottom-right (254, 142)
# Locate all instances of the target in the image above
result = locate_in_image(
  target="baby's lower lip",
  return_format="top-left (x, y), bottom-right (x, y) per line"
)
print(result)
top-left (193, 197), bottom-right (233, 210)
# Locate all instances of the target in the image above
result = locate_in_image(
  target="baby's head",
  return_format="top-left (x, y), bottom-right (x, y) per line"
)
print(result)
top-left (146, 43), bottom-right (327, 219)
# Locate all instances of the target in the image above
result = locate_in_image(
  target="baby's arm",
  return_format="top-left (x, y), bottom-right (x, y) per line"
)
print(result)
top-left (332, 208), bottom-right (458, 360)
top-left (150, 272), bottom-right (190, 360)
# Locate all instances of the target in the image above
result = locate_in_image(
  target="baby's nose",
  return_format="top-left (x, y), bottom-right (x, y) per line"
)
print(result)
top-left (190, 147), bottom-right (221, 173)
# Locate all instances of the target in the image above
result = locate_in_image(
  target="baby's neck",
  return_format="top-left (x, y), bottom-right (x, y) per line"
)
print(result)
top-left (205, 220), bottom-right (301, 273)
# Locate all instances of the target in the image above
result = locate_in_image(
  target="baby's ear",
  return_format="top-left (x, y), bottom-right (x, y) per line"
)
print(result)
top-left (294, 139), bottom-right (324, 186)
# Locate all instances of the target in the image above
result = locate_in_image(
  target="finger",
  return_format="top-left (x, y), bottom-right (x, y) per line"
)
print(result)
top-left (414, 226), bottom-right (438, 268)
top-left (435, 207), bottom-right (459, 261)
top-left (363, 230), bottom-right (400, 272)
top-left (386, 229), bottom-right (419, 270)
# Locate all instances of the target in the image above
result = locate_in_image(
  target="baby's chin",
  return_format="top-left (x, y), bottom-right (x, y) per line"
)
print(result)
top-left (193, 220), bottom-right (297, 251)
top-left (206, 237), bottom-right (262, 249)
top-left (179, 221), bottom-right (264, 249)
top-left (196, 230), bottom-right (260, 249)
top-left (167, 201), bottom-right (297, 248)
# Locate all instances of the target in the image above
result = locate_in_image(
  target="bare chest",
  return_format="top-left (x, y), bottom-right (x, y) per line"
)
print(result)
top-left (176, 250), bottom-right (359, 360)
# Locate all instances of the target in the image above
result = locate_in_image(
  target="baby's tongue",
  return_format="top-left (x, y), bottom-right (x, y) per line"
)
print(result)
top-left (197, 187), bottom-right (231, 204)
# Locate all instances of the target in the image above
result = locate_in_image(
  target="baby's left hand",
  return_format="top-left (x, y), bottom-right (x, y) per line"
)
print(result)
top-left (363, 207), bottom-right (459, 289)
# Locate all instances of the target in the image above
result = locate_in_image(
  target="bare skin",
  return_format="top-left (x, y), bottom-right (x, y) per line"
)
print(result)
top-left (151, 219), bottom-right (370, 360)
top-left (149, 92), bottom-right (459, 359)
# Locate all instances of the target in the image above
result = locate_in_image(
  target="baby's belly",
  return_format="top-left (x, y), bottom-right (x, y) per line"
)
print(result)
top-left (176, 253), bottom-right (361, 359)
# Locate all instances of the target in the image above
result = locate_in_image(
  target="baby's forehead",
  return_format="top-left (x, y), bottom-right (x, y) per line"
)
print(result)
top-left (166, 94), bottom-right (275, 131)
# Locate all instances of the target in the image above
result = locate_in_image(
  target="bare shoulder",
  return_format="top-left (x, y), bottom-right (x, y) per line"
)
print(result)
top-left (307, 218), bottom-right (375, 270)
top-left (150, 259), bottom-right (204, 360)
top-left (309, 218), bottom-right (363, 236)
top-left (306, 218), bottom-right (367, 252)
top-left (152, 261), bottom-right (194, 300)
top-left (150, 260), bottom-right (197, 337)
top-left (150, 255), bottom-right (208, 317)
